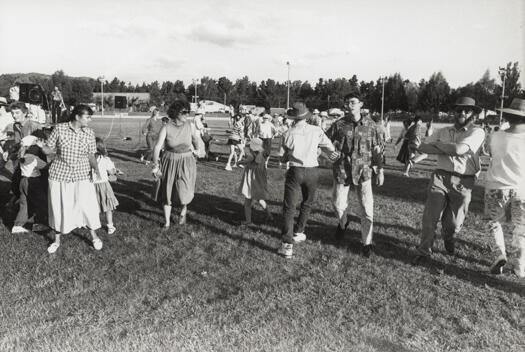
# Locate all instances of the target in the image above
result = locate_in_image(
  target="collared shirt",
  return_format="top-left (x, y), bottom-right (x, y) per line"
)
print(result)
top-left (425, 122), bottom-right (485, 176)
top-left (47, 122), bottom-right (97, 182)
top-left (257, 120), bottom-right (276, 139)
top-left (326, 115), bottom-right (384, 186)
top-left (281, 121), bottom-right (335, 168)
top-left (485, 131), bottom-right (525, 195)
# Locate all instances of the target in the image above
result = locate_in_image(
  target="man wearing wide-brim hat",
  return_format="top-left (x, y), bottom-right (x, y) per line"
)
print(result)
top-left (483, 98), bottom-right (525, 278)
top-left (413, 96), bottom-right (486, 265)
top-left (277, 102), bottom-right (339, 258)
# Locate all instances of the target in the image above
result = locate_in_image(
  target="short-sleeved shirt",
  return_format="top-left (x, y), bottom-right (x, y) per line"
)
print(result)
top-left (93, 155), bottom-right (116, 184)
top-left (47, 122), bottom-right (97, 182)
top-left (425, 123), bottom-right (485, 176)
top-left (281, 122), bottom-right (334, 168)
top-left (406, 123), bottom-right (424, 148)
top-left (257, 120), bottom-right (276, 139)
top-left (325, 115), bottom-right (384, 186)
top-left (142, 117), bottom-right (163, 137)
top-left (485, 131), bottom-right (525, 194)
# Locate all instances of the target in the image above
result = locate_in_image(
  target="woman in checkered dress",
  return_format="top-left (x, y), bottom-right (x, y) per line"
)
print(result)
top-left (38, 105), bottom-right (103, 254)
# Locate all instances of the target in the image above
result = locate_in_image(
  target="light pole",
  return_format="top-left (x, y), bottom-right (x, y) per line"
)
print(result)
top-left (286, 61), bottom-right (290, 109)
top-left (498, 67), bottom-right (507, 126)
top-left (192, 78), bottom-right (199, 104)
top-left (98, 75), bottom-right (105, 117)
top-left (380, 76), bottom-right (386, 122)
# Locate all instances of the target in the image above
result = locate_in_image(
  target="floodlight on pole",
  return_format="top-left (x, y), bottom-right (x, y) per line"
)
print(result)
top-left (286, 61), bottom-right (290, 110)
top-left (192, 78), bottom-right (199, 104)
top-left (98, 75), bottom-right (105, 117)
top-left (380, 76), bottom-right (386, 122)
top-left (498, 67), bottom-right (507, 126)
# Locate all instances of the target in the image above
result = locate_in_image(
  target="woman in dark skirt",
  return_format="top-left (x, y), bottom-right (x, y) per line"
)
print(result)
top-left (395, 118), bottom-right (413, 171)
top-left (151, 101), bottom-right (204, 228)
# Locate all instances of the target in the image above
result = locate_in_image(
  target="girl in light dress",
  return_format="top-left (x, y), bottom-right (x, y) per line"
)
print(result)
top-left (93, 137), bottom-right (119, 234)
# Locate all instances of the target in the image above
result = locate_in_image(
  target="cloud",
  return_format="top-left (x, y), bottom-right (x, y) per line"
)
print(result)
top-left (188, 22), bottom-right (261, 48)
top-left (150, 56), bottom-right (186, 69)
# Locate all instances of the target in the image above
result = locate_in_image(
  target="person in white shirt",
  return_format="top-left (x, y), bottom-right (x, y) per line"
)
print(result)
top-left (12, 132), bottom-right (49, 234)
top-left (277, 102), bottom-right (339, 258)
top-left (484, 98), bottom-right (525, 278)
top-left (256, 114), bottom-right (277, 168)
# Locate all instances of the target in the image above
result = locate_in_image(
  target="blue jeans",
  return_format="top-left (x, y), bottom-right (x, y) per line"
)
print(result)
top-left (281, 167), bottom-right (319, 244)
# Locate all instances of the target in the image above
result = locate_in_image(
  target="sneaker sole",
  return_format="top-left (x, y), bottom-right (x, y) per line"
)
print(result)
top-left (490, 259), bottom-right (507, 275)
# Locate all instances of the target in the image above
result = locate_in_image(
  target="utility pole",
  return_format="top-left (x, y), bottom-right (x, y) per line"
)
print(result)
top-left (498, 67), bottom-right (507, 126)
top-left (380, 76), bottom-right (386, 122)
top-left (98, 75), bottom-right (105, 117)
top-left (192, 79), bottom-right (199, 104)
top-left (286, 61), bottom-right (290, 109)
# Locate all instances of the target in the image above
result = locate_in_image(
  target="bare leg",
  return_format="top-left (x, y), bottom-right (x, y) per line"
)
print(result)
top-left (178, 204), bottom-right (188, 224)
top-left (105, 211), bottom-right (113, 227)
top-left (163, 205), bottom-right (172, 227)
top-left (412, 153), bottom-right (428, 164)
top-left (48, 232), bottom-right (61, 253)
top-left (226, 145), bottom-right (235, 169)
top-left (244, 198), bottom-right (252, 223)
top-left (403, 161), bottom-right (411, 176)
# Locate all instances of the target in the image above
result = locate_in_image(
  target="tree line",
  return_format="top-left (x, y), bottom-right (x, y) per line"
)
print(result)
top-left (0, 62), bottom-right (522, 115)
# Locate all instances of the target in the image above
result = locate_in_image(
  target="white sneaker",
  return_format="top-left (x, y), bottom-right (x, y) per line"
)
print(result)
top-left (225, 165), bottom-right (232, 171)
top-left (32, 223), bottom-right (49, 232)
top-left (12, 226), bottom-right (28, 234)
top-left (277, 243), bottom-right (293, 258)
top-left (293, 232), bottom-right (306, 243)
top-left (47, 242), bottom-right (60, 254)
top-left (490, 254), bottom-right (507, 275)
top-left (93, 238), bottom-right (103, 250)
top-left (107, 225), bottom-right (116, 235)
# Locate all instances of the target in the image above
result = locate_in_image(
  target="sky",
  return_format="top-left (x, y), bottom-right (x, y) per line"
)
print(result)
top-left (1, 0), bottom-right (524, 88)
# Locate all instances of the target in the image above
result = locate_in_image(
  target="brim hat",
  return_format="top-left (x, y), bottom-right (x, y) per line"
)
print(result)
top-left (453, 97), bottom-right (482, 113)
top-left (287, 102), bottom-right (311, 120)
top-left (249, 137), bottom-right (264, 152)
top-left (0, 97), bottom-right (7, 106)
top-left (313, 109), bottom-right (320, 114)
top-left (262, 114), bottom-right (271, 120)
top-left (320, 111), bottom-right (328, 117)
top-left (497, 98), bottom-right (525, 117)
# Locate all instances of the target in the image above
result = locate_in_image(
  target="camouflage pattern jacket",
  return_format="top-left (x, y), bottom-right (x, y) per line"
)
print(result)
top-left (325, 115), bottom-right (384, 186)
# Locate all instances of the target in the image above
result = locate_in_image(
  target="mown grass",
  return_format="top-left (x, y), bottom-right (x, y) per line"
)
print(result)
top-left (0, 119), bottom-right (523, 352)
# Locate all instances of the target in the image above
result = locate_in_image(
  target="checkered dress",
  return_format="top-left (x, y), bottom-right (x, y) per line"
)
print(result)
top-left (47, 123), bottom-right (96, 183)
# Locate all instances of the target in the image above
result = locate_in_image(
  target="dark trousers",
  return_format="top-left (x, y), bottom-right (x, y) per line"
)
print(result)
top-left (417, 169), bottom-right (474, 255)
top-left (14, 177), bottom-right (48, 227)
top-left (281, 167), bottom-right (319, 244)
top-left (51, 101), bottom-right (61, 124)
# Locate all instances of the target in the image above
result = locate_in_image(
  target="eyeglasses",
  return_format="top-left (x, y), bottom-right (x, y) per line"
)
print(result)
top-left (345, 99), bottom-right (360, 106)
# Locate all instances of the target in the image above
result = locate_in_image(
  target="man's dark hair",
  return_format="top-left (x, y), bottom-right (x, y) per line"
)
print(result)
top-left (414, 115), bottom-right (423, 123)
top-left (9, 101), bottom-right (27, 112)
top-left (343, 92), bottom-right (362, 102)
top-left (69, 104), bottom-right (93, 121)
top-left (503, 113), bottom-right (525, 125)
top-left (167, 100), bottom-right (190, 120)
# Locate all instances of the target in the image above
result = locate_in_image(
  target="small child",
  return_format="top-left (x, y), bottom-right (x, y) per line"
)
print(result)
top-left (484, 98), bottom-right (525, 278)
top-left (12, 130), bottom-right (49, 234)
top-left (93, 137), bottom-right (119, 234)
top-left (237, 137), bottom-right (273, 225)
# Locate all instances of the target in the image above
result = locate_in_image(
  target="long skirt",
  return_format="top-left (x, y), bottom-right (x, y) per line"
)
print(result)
top-left (153, 151), bottom-right (196, 206)
top-left (48, 179), bottom-right (101, 234)
top-left (94, 181), bottom-right (119, 212)
top-left (396, 140), bottom-right (410, 164)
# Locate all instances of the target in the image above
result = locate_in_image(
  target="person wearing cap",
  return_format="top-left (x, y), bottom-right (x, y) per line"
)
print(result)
top-left (277, 102), bottom-right (339, 258)
top-left (325, 93), bottom-right (385, 257)
top-left (319, 111), bottom-right (329, 131)
top-left (307, 108), bottom-right (322, 127)
top-left (483, 98), bottom-right (525, 278)
top-left (237, 137), bottom-right (273, 225)
top-left (256, 113), bottom-right (277, 168)
top-left (412, 97), bottom-right (486, 265)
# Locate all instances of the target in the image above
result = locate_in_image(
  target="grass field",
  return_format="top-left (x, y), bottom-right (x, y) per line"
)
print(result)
top-left (0, 118), bottom-right (524, 352)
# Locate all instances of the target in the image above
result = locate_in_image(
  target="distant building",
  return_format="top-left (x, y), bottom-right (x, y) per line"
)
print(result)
top-left (92, 92), bottom-right (151, 112)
